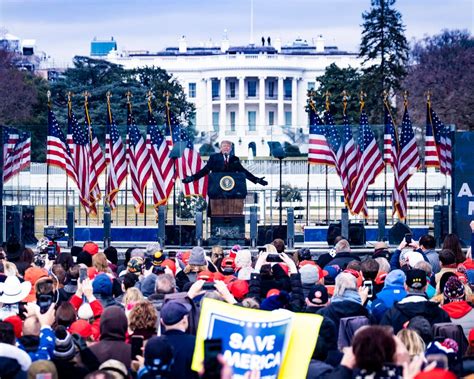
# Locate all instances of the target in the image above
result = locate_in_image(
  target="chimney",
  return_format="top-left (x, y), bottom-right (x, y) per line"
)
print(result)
top-left (178, 35), bottom-right (187, 53)
top-left (274, 37), bottom-right (282, 53)
top-left (316, 34), bottom-right (324, 53)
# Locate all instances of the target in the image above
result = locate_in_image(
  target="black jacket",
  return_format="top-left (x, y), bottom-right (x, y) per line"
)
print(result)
top-left (163, 329), bottom-right (199, 379)
top-left (325, 252), bottom-right (360, 270)
top-left (191, 153), bottom-right (259, 183)
top-left (317, 300), bottom-right (373, 336)
top-left (380, 295), bottom-right (451, 333)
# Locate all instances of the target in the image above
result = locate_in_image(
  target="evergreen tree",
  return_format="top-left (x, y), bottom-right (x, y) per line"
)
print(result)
top-left (359, 0), bottom-right (409, 123)
top-left (314, 63), bottom-right (362, 124)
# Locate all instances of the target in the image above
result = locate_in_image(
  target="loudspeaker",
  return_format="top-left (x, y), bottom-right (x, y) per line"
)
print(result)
top-left (165, 225), bottom-right (196, 246)
top-left (208, 216), bottom-right (245, 245)
top-left (257, 225), bottom-right (288, 246)
top-left (327, 222), bottom-right (366, 246)
top-left (389, 221), bottom-right (412, 245)
top-left (5, 206), bottom-right (37, 244)
top-left (434, 205), bottom-right (449, 247)
top-left (22, 206), bottom-right (37, 245)
top-left (349, 223), bottom-right (366, 246)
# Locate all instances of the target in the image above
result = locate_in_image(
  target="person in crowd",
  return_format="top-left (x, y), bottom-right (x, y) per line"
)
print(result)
top-left (136, 336), bottom-right (174, 379)
top-left (103, 246), bottom-right (119, 274)
top-left (413, 260), bottom-right (436, 298)
top-left (207, 245), bottom-right (224, 272)
top-left (28, 360), bottom-right (58, 379)
top-left (234, 249), bottom-right (253, 280)
top-left (304, 284), bottom-right (329, 311)
top-left (56, 252), bottom-right (75, 272)
top-left (122, 287), bottom-right (145, 314)
top-left (183, 247), bottom-right (209, 282)
top-left (396, 328), bottom-right (426, 360)
top-left (441, 276), bottom-right (474, 336)
top-left (390, 239), bottom-right (430, 271)
top-left (317, 272), bottom-right (371, 335)
top-left (54, 301), bottom-right (76, 328)
top-left (24, 266), bottom-right (48, 303)
top-left (128, 300), bottom-right (158, 341)
top-left (0, 275), bottom-right (31, 319)
top-left (92, 273), bottom-right (121, 308)
top-left (381, 269), bottom-right (451, 332)
top-left (300, 264), bottom-right (320, 298)
top-left (370, 270), bottom-right (407, 323)
top-left (373, 241), bottom-right (391, 260)
top-left (0, 321), bottom-right (32, 377)
top-left (418, 235), bottom-right (440, 274)
top-left (148, 273), bottom-right (176, 314)
top-left (360, 258), bottom-right (381, 295)
top-left (160, 300), bottom-right (199, 379)
top-left (325, 239), bottom-right (360, 271)
top-left (52, 325), bottom-right (89, 379)
top-left (64, 265), bottom-right (80, 298)
top-left (92, 253), bottom-right (112, 275)
top-left (435, 249), bottom-right (459, 291)
top-left (443, 233), bottom-right (466, 264)
top-left (81, 306), bottom-right (131, 372)
top-left (16, 247), bottom-right (34, 276)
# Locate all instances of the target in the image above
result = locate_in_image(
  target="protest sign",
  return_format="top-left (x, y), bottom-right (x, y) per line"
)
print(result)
top-left (192, 298), bottom-right (323, 379)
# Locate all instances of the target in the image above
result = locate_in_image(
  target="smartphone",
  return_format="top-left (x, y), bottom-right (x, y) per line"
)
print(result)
top-left (79, 267), bottom-right (88, 283)
top-left (405, 233), bottom-right (412, 244)
top-left (267, 254), bottom-right (283, 263)
top-left (426, 354), bottom-right (448, 370)
top-left (203, 338), bottom-right (222, 379)
top-left (362, 280), bottom-right (373, 298)
top-left (36, 374), bottom-right (53, 379)
top-left (37, 293), bottom-right (54, 314)
top-left (131, 335), bottom-right (144, 360)
top-left (47, 244), bottom-right (56, 260)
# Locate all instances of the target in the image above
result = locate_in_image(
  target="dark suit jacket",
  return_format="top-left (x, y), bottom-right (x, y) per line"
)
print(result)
top-left (191, 152), bottom-right (259, 183)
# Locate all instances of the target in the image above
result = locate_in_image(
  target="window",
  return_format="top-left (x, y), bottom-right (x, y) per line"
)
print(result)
top-left (212, 80), bottom-right (219, 99)
top-left (307, 82), bottom-right (315, 91)
top-left (268, 81), bottom-right (275, 98)
top-left (285, 111), bottom-right (292, 127)
top-left (248, 111), bottom-right (256, 131)
top-left (229, 82), bottom-right (236, 98)
top-left (230, 112), bottom-right (236, 132)
top-left (268, 111), bottom-right (275, 126)
top-left (247, 80), bottom-right (257, 97)
top-left (212, 112), bottom-right (219, 131)
top-left (284, 79), bottom-right (292, 98)
top-left (188, 82), bottom-right (196, 98)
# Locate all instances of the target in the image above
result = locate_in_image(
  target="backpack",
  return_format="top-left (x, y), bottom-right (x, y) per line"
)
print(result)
top-left (433, 323), bottom-right (468, 359)
top-left (337, 316), bottom-right (370, 350)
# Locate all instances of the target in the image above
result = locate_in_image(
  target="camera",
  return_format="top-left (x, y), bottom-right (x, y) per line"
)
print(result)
top-left (37, 293), bottom-right (54, 314)
top-left (43, 226), bottom-right (65, 241)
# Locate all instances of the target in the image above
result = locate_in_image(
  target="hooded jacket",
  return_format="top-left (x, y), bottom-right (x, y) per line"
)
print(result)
top-left (442, 301), bottom-right (474, 337)
top-left (370, 285), bottom-right (407, 322)
top-left (82, 306), bottom-right (131, 371)
top-left (380, 294), bottom-right (451, 333)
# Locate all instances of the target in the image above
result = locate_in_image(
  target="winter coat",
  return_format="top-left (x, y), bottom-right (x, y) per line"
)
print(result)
top-left (70, 294), bottom-right (103, 341)
top-left (0, 342), bottom-right (31, 377)
top-left (52, 359), bottom-right (90, 379)
top-left (380, 294), bottom-right (451, 333)
top-left (325, 252), bottom-right (360, 271)
top-left (442, 301), bottom-right (474, 337)
top-left (370, 285), bottom-right (407, 322)
top-left (17, 327), bottom-right (55, 362)
top-left (425, 249), bottom-right (441, 274)
top-left (163, 329), bottom-right (199, 379)
top-left (81, 306), bottom-right (131, 371)
top-left (248, 264), bottom-right (291, 300)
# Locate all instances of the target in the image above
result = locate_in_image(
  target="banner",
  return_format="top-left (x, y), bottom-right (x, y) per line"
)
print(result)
top-left (192, 298), bottom-right (323, 379)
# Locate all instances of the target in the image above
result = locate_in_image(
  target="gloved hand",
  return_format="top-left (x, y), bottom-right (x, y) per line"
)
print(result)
top-left (182, 176), bottom-right (193, 184)
top-left (258, 177), bottom-right (268, 186)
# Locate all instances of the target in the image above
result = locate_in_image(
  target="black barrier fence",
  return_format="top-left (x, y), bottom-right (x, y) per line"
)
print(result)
top-left (2, 187), bottom-right (451, 241)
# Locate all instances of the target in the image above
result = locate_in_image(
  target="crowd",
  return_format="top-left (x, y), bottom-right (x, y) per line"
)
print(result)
top-left (0, 222), bottom-right (473, 379)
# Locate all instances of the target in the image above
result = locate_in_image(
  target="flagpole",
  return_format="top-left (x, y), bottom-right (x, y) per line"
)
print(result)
top-left (383, 91), bottom-right (389, 225)
top-left (46, 91), bottom-right (51, 225)
top-left (305, 90), bottom-right (314, 226)
top-left (144, 184), bottom-right (147, 226)
top-left (325, 92), bottom-right (331, 223)
top-left (125, 92), bottom-right (133, 226)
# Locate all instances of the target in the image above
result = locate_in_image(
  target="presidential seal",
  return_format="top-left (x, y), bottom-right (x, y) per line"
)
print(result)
top-left (220, 175), bottom-right (235, 191)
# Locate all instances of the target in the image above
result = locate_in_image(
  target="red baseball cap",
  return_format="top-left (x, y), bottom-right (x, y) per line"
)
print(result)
top-left (197, 270), bottom-right (214, 282)
top-left (266, 289), bottom-right (280, 298)
top-left (83, 242), bottom-right (99, 255)
top-left (161, 259), bottom-right (176, 275)
top-left (69, 319), bottom-right (93, 339)
top-left (228, 280), bottom-right (249, 301)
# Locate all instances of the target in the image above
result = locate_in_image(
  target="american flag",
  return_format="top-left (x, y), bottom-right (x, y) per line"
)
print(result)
top-left (426, 104), bottom-right (452, 176)
top-left (3, 127), bottom-right (19, 183)
top-left (171, 123), bottom-right (208, 198)
top-left (441, 125), bottom-right (452, 176)
top-left (308, 102), bottom-right (336, 166)
top-left (383, 105), bottom-right (397, 167)
top-left (340, 112), bottom-right (358, 208)
top-left (85, 104), bottom-right (106, 213)
top-left (105, 103), bottom-right (127, 209)
top-left (393, 106), bottom-right (420, 219)
top-left (3, 130), bottom-right (30, 184)
top-left (126, 104), bottom-right (151, 213)
top-left (424, 102), bottom-right (439, 169)
top-left (67, 106), bottom-right (93, 214)
top-left (350, 110), bottom-right (385, 216)
top-left (46, 107), bottom-right (78, 184)
top-left (146, 106), bottom-right (175, 207)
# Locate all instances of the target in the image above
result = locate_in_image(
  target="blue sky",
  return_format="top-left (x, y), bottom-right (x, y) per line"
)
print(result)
top-left (1, 0), bottom-right (472, 64)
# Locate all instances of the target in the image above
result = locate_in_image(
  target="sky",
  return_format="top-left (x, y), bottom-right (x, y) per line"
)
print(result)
top-left (0, 0), bottom-right (472, 65)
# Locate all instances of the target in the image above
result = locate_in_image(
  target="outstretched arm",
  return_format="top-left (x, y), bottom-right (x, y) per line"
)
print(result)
top-left (182, 159), bottom-right (211, 183)
top-left (234, 158), bottom-right (267, 185)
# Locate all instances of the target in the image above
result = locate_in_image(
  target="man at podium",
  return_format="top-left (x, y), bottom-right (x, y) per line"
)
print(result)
top-left (182, 140), bottom-right (268, 186)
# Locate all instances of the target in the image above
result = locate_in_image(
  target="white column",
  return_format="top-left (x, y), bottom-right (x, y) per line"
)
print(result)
top-left (238, 76), bottom-right (245, 133)
top-left (277, 77), bottom-right (284, 126)
top-left (206, 78), bottom-right (213, 132)
top-left (291, 77), bottom-right (298, 127)
top-left (219, 77), bottom-right (226, 132)
top-left (259, 76), bottom-right (266, 130)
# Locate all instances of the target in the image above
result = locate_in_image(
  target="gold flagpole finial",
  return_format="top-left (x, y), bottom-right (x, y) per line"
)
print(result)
top-left (47, 90), bottom-right (51, 106)
top-left (342, 90), bottom-right (348, 114)
top-left (67, 91), bottom-right (73, 103)
top-left (146, 90), bottom-right (153, 103)
top-left (383, 90), bottom-right (389, 103)
top-left (403, 90), bottom-right (409, 108)
top-left (324, 91), bottom-right (331, 112)
top-left (125, 90), bottom-right (133, 104)
top-left (359, 91), bottom-right (367, 111)
top-left (425, 90), bottom-right (432, 106)
top-left (164, 90), bottom-right (171, 107)
top-left (83, 91), bottom-right (91, 104)
top-left (106, 91), bottom-right (112, 104)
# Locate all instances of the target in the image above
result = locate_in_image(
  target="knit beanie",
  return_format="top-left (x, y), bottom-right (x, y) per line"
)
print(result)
top-left (92, 273), bottom-right (113, 296)
top-left (144, 336), bottom-right (174, 375)
top-left (260, 291), bottom-right (290, 311)
top-left (54, 326), bottom-right (76, 360)
top-left (235, 249), bottom-right (252, 268)
top-left (299, 265), bottom-right (319, 284)
top-left (443, 276), bottom-right (465, 303)
top-left (77, 303), bottom-right (94, 320)
top-left (77, 251), bottom-right (93, 267)
top-left (384, 269), bottom-right (406, 289)
top-left (189, 246), bottom-right (206, 266)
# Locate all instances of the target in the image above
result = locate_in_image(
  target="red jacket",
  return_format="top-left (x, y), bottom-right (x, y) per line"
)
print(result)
top-left (70, 294), bottom-right (103, 340)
